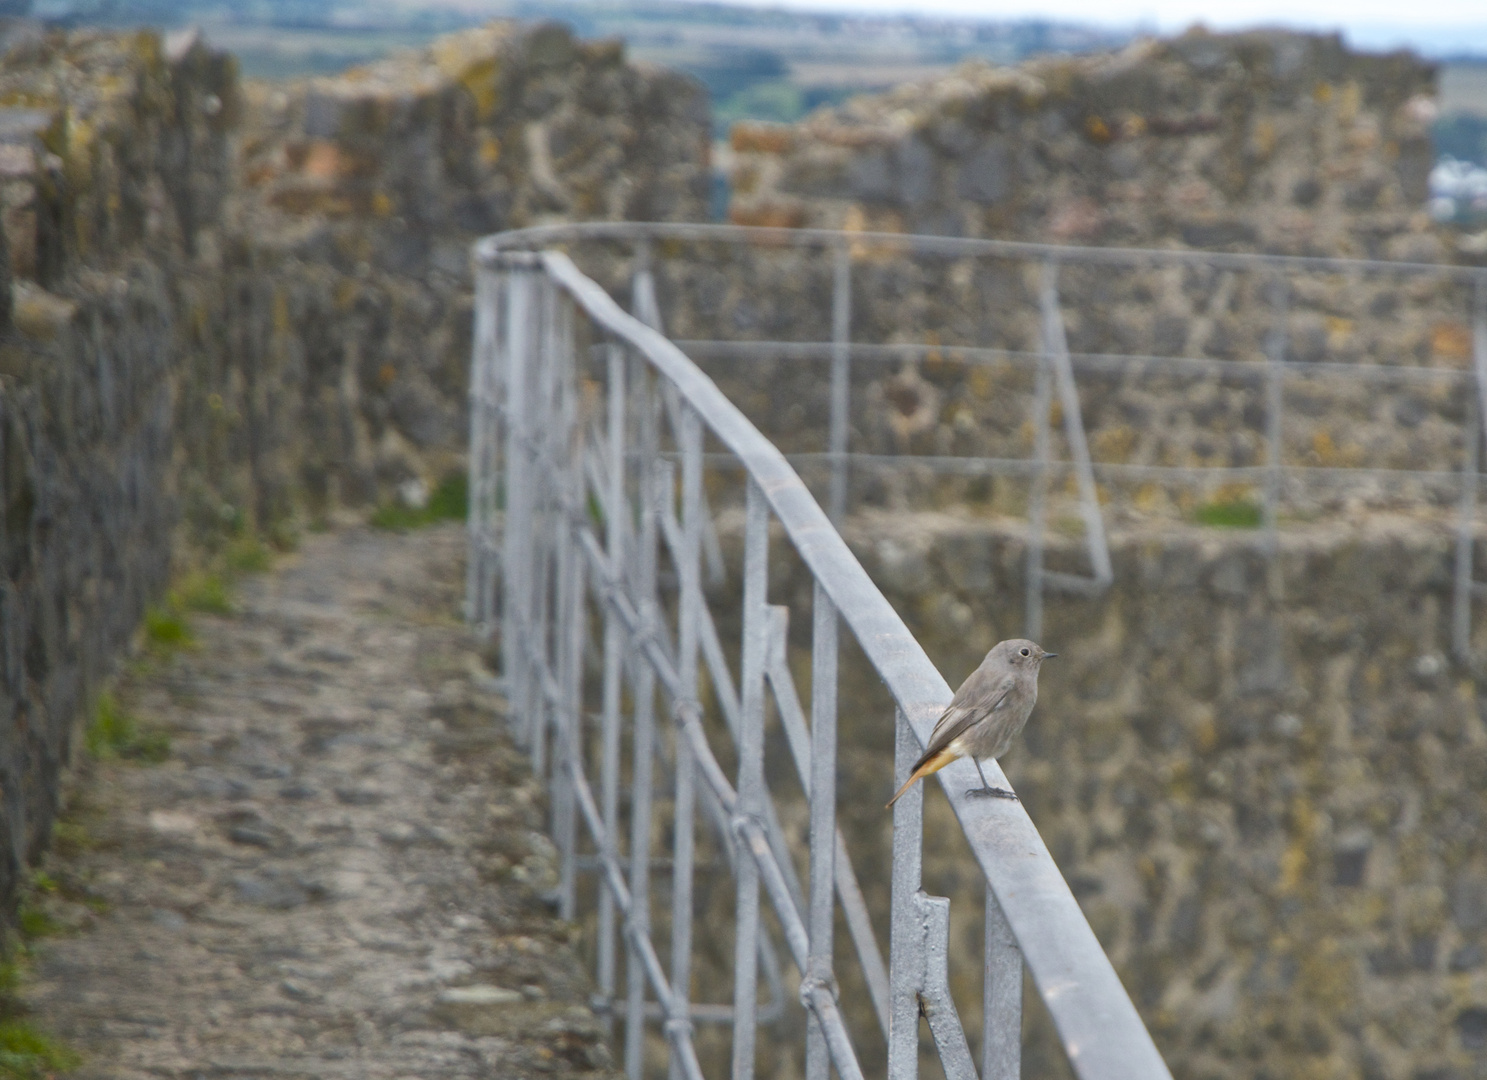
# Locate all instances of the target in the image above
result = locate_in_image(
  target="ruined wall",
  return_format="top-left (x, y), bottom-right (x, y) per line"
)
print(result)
top-left (0, 18), bottom-right (708, 919)
top-left (729, 29), bottom-right (1439, 256)
top-left (617, 30), bottom-right (1483, 523)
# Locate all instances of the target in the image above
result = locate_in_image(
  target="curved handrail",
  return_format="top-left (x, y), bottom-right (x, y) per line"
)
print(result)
top-left (538, 247), bottom-right (1173, 1080)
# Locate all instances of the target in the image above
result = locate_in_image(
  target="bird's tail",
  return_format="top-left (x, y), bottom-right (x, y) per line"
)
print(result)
top-left (885, 747), bottom-right (957, 808)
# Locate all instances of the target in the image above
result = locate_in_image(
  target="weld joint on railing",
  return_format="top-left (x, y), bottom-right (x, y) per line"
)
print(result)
top-left (798, 973), bottom-right (840, 1012)
top-left (663, 1015), bottom-right (695, 1042)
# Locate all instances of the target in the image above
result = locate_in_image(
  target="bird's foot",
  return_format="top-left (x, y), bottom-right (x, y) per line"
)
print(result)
top-left (965, 786), bottom-right (1019, 801)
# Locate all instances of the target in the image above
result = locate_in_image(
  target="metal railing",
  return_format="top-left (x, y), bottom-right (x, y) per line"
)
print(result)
top-left (467, 230), bottom-right (1176, 1079)
top-left (478, 221), bottom-right (1487, 660)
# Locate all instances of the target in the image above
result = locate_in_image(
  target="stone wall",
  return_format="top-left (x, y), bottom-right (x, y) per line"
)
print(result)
top-left (0, 18), bottom-right (708, 922)
top-left (616, 30), bottom-right (1484, 523)
top-left (729, 29), bottom-right (1439, 255)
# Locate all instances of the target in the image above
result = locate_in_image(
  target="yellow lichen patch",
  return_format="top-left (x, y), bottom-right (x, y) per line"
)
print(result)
top-left (12, 285), bottom-right (78, 340)
top-left (1313, 81), bottom-right (1334, 104)
top-left (1324, 316), bottom-right (1353, 348)
top-left (967, 366), bottom-right (993, 399)
top-left (1093, 424), bottom-right (1137, 463)
top-left (372, 191), bottom-right (394, 217)
top-left (457, 57), bottom-right (501, 121)
top-left (1278, 839), bottom-right (1309, 893)
top-left (479, 133), bottom-right (501, 165)
top-left (1251, 118), bottom-right (1276, 159)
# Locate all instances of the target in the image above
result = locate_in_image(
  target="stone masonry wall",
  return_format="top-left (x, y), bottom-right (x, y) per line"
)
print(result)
top-left (622, 31), bottom-right (1485, 523)
top-left (0, 18), bottom-right (708, 923)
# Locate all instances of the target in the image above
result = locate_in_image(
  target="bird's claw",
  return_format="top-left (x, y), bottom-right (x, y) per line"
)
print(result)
top-left (965, 786), bottom-right (1018, 801)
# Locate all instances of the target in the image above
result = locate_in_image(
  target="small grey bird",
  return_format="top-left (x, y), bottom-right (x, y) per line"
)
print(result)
top-left (886, 639), bottom-right (1055, 808)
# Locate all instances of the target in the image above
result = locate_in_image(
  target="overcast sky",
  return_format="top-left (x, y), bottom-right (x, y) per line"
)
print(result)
top-left (712, 0), bottom-right (1487, 55)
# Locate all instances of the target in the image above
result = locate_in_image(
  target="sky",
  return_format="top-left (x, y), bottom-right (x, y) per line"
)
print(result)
top-left (709, 0), bottom-right (1487, 56)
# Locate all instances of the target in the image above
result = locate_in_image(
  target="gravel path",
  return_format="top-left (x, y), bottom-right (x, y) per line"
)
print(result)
top-left (25, 524), bottom-right (616, 1080)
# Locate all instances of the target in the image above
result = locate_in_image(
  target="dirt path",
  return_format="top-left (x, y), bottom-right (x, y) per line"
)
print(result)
top-left (23, 524), bottom-right (615, 1079)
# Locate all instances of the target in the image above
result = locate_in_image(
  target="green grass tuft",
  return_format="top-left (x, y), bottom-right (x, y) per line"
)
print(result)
top-left (224, 536), bottom-right (274, 574)
top-left (144, 607), bottom-right (193, 650)
top-left (1194, 498), bottom-right (1263, 528)
top-left (0, 1019), bottom-right (82, 1077)
top-left (84, 694), bottom-right (169, 763)
top-left (371, 473), bottom-right (468, 531)
top-left (171, 571), bottom-right (233, 616)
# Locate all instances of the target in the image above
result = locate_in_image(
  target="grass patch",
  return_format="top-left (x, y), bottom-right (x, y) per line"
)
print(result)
top-left (144, 607), bottom-right (193, 651)
top-left (171, 571), bottom-right (232, 616)
top-left (370, 472), bottom-right (468, 531)
top-left (1194, 498), bottom-right (1263, 528)
top-left (0, 1019), bottom-right (80, 1077)
top-left (224, 535), bottom-right (274, 574)
top-left (84, 694), bottom-right (169, 763)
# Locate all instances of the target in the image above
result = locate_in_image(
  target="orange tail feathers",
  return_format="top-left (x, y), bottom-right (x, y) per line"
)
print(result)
top-left (885, 748), bottom-right (957, 808)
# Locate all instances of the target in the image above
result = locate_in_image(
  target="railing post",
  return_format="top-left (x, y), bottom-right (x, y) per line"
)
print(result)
top-left (1039, 262), bottom-right (1112, 591)
top-left (888, 707), bottom-right (924, 1080)
top-left (733, 478), bottom-right (770, 1080)
top-left (805, 581), bottom-right (839, 1080)
top-left (596, 343), bottom-right (627, 1031)
top-left (983, 885), bottom-right (1023, 1080)
top-left (1263, 272), bottom-right (1288, 557)
top-left (669, 403), bottom-right (704, 1079)
top-left (633, 239), bottom-right (664, 332)
top-left (625, 366), bottom-right (661, 1080)
top-left (555, 290), bottom-right (583, 922)
top-left (499, 255), bottom-right (540, 742)
top-left (466, 265), bottom-right (500, 634)
top-left (1025, 262), bottom-right (1054, 641)
top-left (1458, 275), bottom-right (1487, 664)
top-left (829, 240), bottom-right (852, 524)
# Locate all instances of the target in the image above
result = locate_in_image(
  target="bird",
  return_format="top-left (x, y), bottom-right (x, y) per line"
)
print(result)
top-left (886, 639), bottom-right (1055, 808)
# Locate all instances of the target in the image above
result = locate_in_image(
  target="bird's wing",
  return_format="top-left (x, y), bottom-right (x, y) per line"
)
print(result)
top-left (919, 672), bottom-right (1017, 760)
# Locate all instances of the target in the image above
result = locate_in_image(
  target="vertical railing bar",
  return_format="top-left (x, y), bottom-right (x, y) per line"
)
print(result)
top-left (1462, 274), bottom-right (1487, 664)
top-left (529, 275), bottom-right (556, 775)
top-left (733, 478), bottom-right (770, 1080)
top-left (759, 605), bottom-right (890, 1037)
top-left (556, 292), bottom-right (584, 923)
top-left (888, 707), bottom-right (925, 1080)
top-left (670, 402), bottom-right (704, 1079)
top-left (805, 581), bottom-right (839, 1080)
top-left (466, 266), bottom-right (498, 631)
top-left (597, 342), bottom-right (627, 1030)
top-left (1263, 272), bottom-right (1288, 555)
top-left (501, 264), bottom-right (535, 741)
top-left (1039, 264), bottom-right (1111, 586)
top-left (982, 885), bottom-right (1023, 1080)
top-left (625, 362), bottom-right (661, 1080)
top-left (829, 239), bottom-right (852, 524)
top-left (914, 892), bottom-right (979, 1080)
top-left (1025, 262), bottom-right (1053, 641)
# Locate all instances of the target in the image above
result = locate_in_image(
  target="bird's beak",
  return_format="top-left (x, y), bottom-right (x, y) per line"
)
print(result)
top-left (1042, 652), bottom-right (1058, 659)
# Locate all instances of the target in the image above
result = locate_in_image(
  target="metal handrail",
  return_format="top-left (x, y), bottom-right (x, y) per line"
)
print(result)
top-left (475, 219), bottom-right (1487, 282)
top-left (468, 242), bottom-right (1174, 1078)
top-left (477, 221), bottom-right (1487, 661)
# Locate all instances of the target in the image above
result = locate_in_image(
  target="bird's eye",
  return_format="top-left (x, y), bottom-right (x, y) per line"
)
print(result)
top-left (1020, 648), bottom-right (1030, 656)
